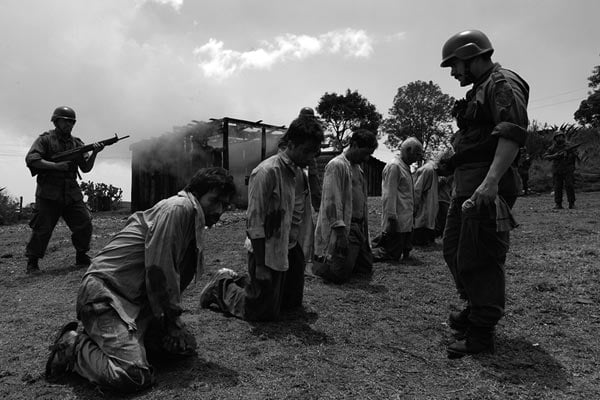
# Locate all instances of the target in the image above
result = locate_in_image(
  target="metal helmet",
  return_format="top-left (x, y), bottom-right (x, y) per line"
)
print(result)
top-left (298, 107), bottom-right (315, 117)
top-left (51, 106), bottom-right (76, 122)
top-left (440, 30), bottom-right (494, 67)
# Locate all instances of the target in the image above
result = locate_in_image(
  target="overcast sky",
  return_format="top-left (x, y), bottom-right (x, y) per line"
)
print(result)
top-left (1, 0), bottom-right (599, 203)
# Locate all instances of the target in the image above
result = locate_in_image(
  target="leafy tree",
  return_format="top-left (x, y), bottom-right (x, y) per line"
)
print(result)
top-left (80, 181), bottom-right (123, 212)
top-left (574, 63), bottom-right (600, 128)
top-left (383, 80), bottom-right (455, 156)
top-left (316, 89), bottom-right (382, 151)
top-left (0, 187), bottom-right (19, 225)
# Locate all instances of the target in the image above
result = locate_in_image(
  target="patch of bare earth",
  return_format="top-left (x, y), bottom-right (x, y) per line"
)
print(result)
top-left (0, 192), bottom-right (598, 399)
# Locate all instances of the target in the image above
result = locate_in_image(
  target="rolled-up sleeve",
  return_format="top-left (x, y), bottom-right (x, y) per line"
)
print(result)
top-left (25, 137), bottom-right (46, 165)
top-left (490, 77), bottom-right (529, 146)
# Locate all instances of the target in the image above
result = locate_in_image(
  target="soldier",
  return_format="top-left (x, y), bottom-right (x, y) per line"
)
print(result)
top-left (45, 167), bottom-right (236, 391)
top-left (371, 137), bottom-right (423, 264)
top-left (199, 115), bottom-right (324, 321)
top-left (439, 30), bottom-right (529, 358)
top-left (544, 131), bottom-right (577, 209)
top-left (312, 129), bottom-right (378, 283)
top-left (517, 147), bottom-right (532, 196)
top-left (24, 106), bottom-right (104, 274)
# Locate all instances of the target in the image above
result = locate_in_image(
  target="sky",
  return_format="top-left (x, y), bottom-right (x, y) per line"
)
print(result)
top-left (1, 0), bottom-right (599, 203)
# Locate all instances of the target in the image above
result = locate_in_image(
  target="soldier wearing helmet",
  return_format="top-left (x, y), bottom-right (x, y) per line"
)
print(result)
top-left (24, 106), bottom-right (104, 274)
top-left (543, 130), bottom-right (577, 209)
top-left (438, 30), bottom-right (530, 358)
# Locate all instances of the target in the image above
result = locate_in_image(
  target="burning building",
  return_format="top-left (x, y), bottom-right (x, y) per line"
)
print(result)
top-left (130, 117), bottom-right (285, 211)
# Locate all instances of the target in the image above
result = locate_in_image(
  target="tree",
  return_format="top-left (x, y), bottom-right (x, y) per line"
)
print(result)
top-left (574, 63), bottom-right (600, 128)
top-left (316, 89), bottom-right (382, 151)
top-left (383, 80), bottom-right (455, 156)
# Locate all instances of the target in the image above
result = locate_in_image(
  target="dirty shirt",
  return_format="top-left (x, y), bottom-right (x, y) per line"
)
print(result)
top-left (314, 153), bottom-right (369, 257)
top-left (380, 155), bottom-right (414, 233)
top-left (245, 151), bottom-right (312, 272)
top-left (76, 191), bottom-right (205, 331)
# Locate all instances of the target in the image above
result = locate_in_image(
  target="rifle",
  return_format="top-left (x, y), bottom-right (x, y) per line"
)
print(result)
top-left (544, 142), bottom-right (582, 160)
top-left (29, 134), bottom-right (130, 177)
top-left (50, 133), bottom-right (130, 162)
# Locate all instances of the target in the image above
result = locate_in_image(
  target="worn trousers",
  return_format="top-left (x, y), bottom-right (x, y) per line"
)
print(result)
top-left (73, 303), bottom-right (156, 392)
top-left (442, 196), bottom-right (513, 328)
top-left (312, 221), bottom-right (373, 283)
top-left (25, 197), bottom-right (92, 259)
top-left (553, 171), bottom-right (575, 205)
top-left (371, 231), bottom-right (413, 261)
top-left (219, 243), bottom-right (305, 321)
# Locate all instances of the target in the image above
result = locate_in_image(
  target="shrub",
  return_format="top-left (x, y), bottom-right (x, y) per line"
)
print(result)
top-left (0, 187), bottom-right (19, 225)
top-left (80, 181), bottom-right (123, 212)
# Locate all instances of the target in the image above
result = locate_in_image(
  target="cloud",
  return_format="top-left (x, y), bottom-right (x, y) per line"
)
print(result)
top-left (137, 0), bottom-right (183, 11)
top-left (194, 28), bottom-right (374, 80)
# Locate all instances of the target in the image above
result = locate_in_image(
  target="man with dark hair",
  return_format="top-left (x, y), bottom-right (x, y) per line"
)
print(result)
top-left (200, 115), bottom-right (324, 321)
top-left (45, 167), bottom-right (236, 392)
top-left (544, 132), bottom-right (577, 208)
top-left (371, 137), bottom-right (423, 263)
top-left (312, 129), bottom-right (378, 283)
top-left (439, 29), bottom-right (529, 358)
top-left (24, 106), bottom-right (104, 274)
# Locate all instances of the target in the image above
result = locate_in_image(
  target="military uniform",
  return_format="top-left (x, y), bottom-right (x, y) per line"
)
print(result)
top-left (25, 129), bottom-right (92, 266)
top-left (442, 63), bottom-right (529, 330)
top-left (545, 140), bottom-right (577, 208)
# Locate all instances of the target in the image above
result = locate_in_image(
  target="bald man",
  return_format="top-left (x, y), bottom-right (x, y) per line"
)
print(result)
top-left (372, 137), bottom-right (423, 263)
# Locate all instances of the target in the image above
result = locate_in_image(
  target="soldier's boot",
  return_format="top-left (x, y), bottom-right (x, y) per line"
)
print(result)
top-left (447, 326), bottom-right (495, 359)
top-left (568, 202), bottom-right (575, 209)
top-left (553, 203), bottom-right (563, 209)
top-left (448, 307), bottom-right (471, 340)
top-left (75, 252), bottom-right (91, 268)
top-left (26, 258), bottom-right (42, 275)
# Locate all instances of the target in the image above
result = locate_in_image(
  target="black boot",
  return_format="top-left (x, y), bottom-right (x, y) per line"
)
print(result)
top-left (447, 326), bottom-right (495, 359)
top-left (75, 252), bottom-right (91, 268)
top-left (26, 258), bottom-right (41, 275)
top-left (449, 307), bottom-right (471, 339)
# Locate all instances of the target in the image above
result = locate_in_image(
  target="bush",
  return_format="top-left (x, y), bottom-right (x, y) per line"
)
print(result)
top-left (0, 187), bottom-right (19, 225)
top-left (80, 181), bottom-right (123, 212)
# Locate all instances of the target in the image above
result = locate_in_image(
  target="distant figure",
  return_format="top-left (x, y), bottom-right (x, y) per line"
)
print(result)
top-left (45, 167), bottom-right (236, 391)
top-left (435, 175), bottom-right (453, 238)
top-left (517, 147), bottom-right (532, 195)
top-left (312, 129), bottom-right (378, 283)
top-left (440, 29), bottom-right (528, 358)
top-left (544, 131), bottom-right (578, 209)
top-left (24, 106), bottom-right (104, 275)
top-left (412, 160), bottom-right (439, 246)
top-left (371, 137), bottom-right (423, 264)
top-left (200, 115), bottom-right (324, 321)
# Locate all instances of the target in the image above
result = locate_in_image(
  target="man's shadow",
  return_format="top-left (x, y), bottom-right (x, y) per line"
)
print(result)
top-left (249, 307), bottom-right (332, 346)
top-left (65, 355), bottom-right (239, 399)
top-left (475, 335), bottom-right (570, 389)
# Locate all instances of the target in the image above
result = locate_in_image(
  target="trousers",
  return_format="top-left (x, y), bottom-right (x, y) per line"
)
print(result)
top-left (219, 243), bottom-right (305, 321)
top-left (442, 196), bottom-right (514, 328)
top-left (25, 197), bottom-right (92, 259)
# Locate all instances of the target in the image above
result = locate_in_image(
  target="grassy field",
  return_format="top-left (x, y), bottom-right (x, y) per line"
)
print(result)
top-left (0, 191), bottom-right (599, 399)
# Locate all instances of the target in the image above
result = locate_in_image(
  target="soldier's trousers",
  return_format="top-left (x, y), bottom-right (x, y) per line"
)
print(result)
top-left (218, 243), bottom-right (305, 321)
top-left (25, 197), bottom-right (92, 259)
top-left (442, 196), bottom-right (514, 328)
top-left (312, 221), bottom-right (373, 283)
top-left (553, 171), bottom-right (575, 205)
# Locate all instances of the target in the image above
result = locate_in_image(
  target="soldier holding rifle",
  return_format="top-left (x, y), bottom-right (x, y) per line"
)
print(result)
top-left (544, 131), bottom-right (579, 209)
top-left (24, 106), bottom-right (113, 274)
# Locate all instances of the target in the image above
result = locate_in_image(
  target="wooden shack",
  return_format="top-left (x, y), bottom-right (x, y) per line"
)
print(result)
top-left (130, 117), bottom-right (285, 211)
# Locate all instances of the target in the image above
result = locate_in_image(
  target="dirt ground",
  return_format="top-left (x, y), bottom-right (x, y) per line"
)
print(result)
top-left (0, 191), bottom-right (599, 400)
